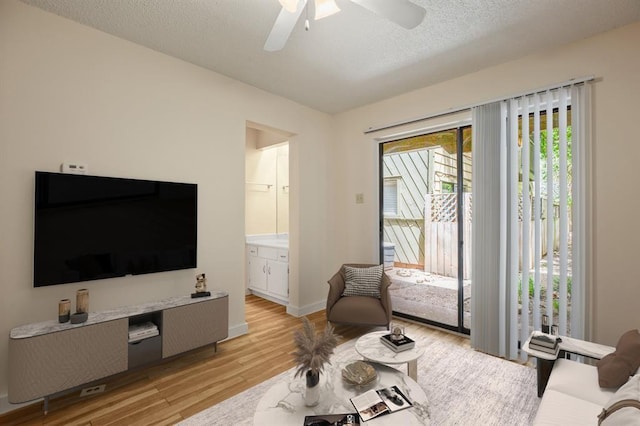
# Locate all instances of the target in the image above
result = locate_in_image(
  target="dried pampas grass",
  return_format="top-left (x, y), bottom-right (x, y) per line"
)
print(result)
top-left (293, 317), bottom-right (338, 378)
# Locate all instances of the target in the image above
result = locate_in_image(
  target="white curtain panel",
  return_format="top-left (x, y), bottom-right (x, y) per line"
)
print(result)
top-left (471, 84), bottom-right (591, 359)
top-left (470, 101), bottom-right (510, 357)
top-left (570, 83), bottom-right (592, 341)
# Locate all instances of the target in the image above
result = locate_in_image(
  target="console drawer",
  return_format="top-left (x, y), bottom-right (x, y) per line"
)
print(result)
top-left (128, 335), bottom-right (162, 369)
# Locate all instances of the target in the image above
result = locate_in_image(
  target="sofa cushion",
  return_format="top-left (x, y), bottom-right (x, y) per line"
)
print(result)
top-left (599, 375), bottom-right (640, 425)
top-left (533, 389), bottom-right (604, 426)
top-left (597, 329), bottom-right (640, 388)
top-left (546, 359), bottom-right (616, 406)
top-left (342, 265), bottom-right (383, 298)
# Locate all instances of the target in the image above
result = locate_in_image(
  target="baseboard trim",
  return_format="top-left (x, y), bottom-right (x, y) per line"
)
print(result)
top-left (248, 289), bottom-right (288, 307)
top-left (226, 322), bottom-right (249, 340)
top-left (286, 300), bottom-right (325, 317)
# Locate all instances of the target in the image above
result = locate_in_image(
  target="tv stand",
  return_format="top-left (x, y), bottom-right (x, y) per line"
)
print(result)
top-left (8, 292), bottom-right (228, 413)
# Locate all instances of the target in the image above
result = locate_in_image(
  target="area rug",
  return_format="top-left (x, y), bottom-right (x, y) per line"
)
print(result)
top-left (179, 333), bottom-right (539, 425)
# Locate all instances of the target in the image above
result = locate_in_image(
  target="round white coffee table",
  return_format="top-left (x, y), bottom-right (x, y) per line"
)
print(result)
top-left (355, 331), bottom-right (425, 380)
top-left (253, 359), bottom-right (430, 425)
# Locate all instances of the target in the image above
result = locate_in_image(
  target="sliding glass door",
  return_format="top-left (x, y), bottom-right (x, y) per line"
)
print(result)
top-left (379, 126), bottom-right (472, 334)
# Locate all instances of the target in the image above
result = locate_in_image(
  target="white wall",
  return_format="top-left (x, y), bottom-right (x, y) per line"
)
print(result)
top-left (330, 21), bottom-right (640, 346)
top-left (245, 128), bottom-right (278, 235)
top-left (245, 133), bottom-right (289, 236)
top-left (0, 0), bottom-right (333, 401)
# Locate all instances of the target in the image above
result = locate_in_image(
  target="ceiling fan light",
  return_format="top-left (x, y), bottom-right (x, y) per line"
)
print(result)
top-left (278, 0), bottom-right (299, 13)
top-left (314, 0), bottom-right (340, 20)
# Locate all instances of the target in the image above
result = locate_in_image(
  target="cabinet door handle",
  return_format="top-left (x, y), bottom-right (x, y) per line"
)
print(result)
top-left (268, 265), bottom-right (271, 274)
top-left (263, 265), bottom-right (266, 273)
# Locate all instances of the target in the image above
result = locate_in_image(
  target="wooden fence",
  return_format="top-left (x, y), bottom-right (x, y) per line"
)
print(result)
top-left (382, 147), bottom-right (559, 278)
top-left (423, 194), bottom-right (556, 279)
top-left (423, 193), bottom-right (472, 279)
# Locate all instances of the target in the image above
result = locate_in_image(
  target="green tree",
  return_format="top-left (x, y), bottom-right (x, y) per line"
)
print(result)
top-left (537, 125), bottom-right (572, 205)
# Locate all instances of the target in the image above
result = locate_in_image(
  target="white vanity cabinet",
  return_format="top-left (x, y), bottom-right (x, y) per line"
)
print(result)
top-left (247, 244), bottom-right (289, 305)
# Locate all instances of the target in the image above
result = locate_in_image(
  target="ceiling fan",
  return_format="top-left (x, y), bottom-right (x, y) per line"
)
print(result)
top-left (264, 0), bottom-right (427, 52)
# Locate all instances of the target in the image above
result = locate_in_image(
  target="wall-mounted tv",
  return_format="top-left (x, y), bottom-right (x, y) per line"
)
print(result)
top-left (34, 171), bottom-right (197, 287)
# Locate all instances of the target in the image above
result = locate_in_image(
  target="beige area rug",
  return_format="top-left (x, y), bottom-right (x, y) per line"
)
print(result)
top-left (179, 333), bottom-right (540, 426)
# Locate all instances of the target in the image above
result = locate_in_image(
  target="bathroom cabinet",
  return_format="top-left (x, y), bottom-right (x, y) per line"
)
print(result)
top-left (247, 244), bottom-right (289, 304)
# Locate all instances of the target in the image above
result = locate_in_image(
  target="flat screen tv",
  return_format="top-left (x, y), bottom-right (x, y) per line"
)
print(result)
top-left (34, 171), bottom-right (197, 287)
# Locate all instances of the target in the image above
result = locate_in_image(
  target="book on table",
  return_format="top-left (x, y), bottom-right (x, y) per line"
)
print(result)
top-left (303, 413), bottom-right (360, 425)
top-left (528, 341), bottom-right (559, 355)
top-left (530, 333), bottom-right (560, 349)
top-left (380, 334), bottom-right (415, 352)
top-left (350, 385), bottom-right (412, 422)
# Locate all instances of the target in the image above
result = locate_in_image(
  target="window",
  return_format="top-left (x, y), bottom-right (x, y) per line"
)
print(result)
top-left (441, 181), bottom-right (455, 193)
top-left (383, 178), bottom-right (399, 216)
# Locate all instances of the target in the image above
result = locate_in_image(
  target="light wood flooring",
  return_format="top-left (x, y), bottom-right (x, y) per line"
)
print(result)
top-left (0, 295), bottom-right (468, 425)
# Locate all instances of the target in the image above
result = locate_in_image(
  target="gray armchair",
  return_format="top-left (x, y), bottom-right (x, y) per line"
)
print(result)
top-left (326, 263), bottom-right (392, 328)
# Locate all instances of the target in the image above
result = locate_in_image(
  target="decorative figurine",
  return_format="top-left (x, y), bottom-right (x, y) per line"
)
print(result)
top-left (390, 325), bottom-right (405, 341)
top-left (191, 273), bottom-right (211, 298)
top-left (195, 273), bottom-right (207, 292)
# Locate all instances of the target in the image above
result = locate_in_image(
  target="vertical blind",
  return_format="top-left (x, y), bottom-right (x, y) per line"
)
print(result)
top-left (471, 84), bottom-right (591, 360)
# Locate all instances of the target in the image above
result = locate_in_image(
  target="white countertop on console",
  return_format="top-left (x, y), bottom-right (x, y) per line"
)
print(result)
top-left (10, 291), bottom-right (228, 339)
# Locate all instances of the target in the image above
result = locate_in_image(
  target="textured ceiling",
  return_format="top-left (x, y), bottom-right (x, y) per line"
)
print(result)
top-left (19, 0), bottom-right (640, 113)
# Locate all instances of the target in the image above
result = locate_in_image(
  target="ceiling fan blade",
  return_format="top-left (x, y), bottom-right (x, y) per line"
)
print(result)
top-left (264, 0), bottom-right (308, 52)
top-left (350, 0), bottom-right (426, 29)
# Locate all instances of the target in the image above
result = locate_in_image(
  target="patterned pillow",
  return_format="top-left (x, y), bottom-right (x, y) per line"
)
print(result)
top-left (342, 265), bottom-right (383, 298)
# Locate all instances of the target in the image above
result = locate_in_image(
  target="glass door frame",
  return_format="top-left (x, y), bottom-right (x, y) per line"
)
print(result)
top-left (378, 125), bottom-right (471, 335)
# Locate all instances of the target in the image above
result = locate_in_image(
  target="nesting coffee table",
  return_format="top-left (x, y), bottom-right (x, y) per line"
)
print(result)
top-left (253, 359), bottom-right (430, 425)
top-left (355, 331), bottom-right (425, 381)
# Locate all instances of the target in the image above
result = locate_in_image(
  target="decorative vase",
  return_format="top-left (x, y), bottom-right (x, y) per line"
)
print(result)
top-left (304, 369), bottom-right (320, 407)
top-left (76, 289), bottom-right (89, 314)
top-left (58, 299), bottom-right (70, 323)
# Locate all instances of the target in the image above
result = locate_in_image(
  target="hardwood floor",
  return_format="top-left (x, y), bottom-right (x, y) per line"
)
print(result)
top-left (0, 295), bottom-right (467, 425)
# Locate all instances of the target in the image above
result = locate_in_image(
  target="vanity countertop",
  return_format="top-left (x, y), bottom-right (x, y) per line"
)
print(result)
top-left (246, 233), bottom-right (288, 250)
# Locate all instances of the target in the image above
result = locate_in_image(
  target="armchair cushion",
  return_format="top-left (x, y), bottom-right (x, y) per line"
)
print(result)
top-left (342, 264), bottom-right (383, 298)
top-left (328, 296), bottom-right (389, 326)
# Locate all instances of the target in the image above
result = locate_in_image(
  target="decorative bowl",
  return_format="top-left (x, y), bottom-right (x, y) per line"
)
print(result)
top-left (342, 360), bottom-right (377, 387)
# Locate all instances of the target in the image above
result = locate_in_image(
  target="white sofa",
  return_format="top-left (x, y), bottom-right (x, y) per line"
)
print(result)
top-left (533, 358), bottom-right (617, 425)
top-left (533, 336), bottom-right (640, 425)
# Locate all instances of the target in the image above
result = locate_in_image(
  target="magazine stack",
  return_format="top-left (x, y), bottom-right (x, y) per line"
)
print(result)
top-left (128, 321), bottom-right (159, 343)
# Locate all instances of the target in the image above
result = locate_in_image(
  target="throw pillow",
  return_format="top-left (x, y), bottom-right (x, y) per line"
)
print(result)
top-left (598, 375), bottom-right (640, 425)
top-left (597, 329), bottom-right (640, 388)
top-left (342, 265), bottom-right (383, 298)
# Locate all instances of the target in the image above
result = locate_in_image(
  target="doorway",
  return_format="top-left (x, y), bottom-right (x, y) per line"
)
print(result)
top-left (379, 126), bottom-right (472, 334)
top-left (245, 123), bottom-right (291, 236)
top-left (244, 121), bottom-right (293, 306)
